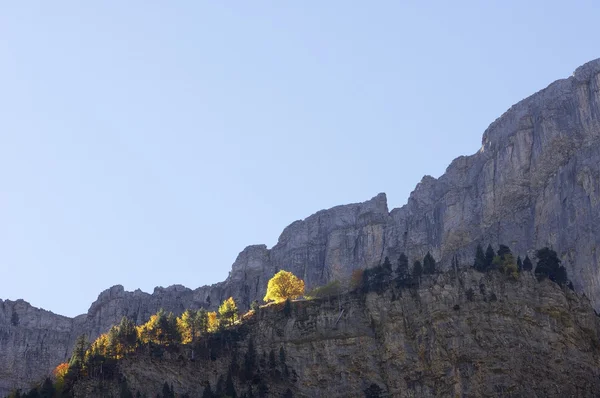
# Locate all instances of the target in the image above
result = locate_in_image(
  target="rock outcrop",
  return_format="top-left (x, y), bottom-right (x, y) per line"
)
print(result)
top-left (1, 58), bottom-right (600, 396)
top-left (73, 270), bottom-right (600, 397)
top-left (0, 300), bottom-right (75, 395)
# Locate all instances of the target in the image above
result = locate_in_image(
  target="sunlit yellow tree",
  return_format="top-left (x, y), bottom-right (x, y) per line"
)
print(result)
top-left (86, 333), bottom-right (107, 357)
top-left (263, 270), bottom-right (305, 303)
top-left (137, 311), bottom-right (162, 344)
top-left (177, 309), bottom-right (208, 344)
top-left (137, 309), bottom-right (179, 345)
top-left (218, 297), bottom-right (238, 326)
top-left (207, 311), bottom-right (219, 332)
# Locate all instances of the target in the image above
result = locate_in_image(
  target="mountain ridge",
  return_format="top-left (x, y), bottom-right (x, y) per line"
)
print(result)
top-left (1, 57), bottom-right (600, 396)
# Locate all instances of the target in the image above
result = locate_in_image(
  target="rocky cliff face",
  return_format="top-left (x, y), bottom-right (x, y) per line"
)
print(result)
top-left (73, 270), bottom-right (600, 397)
top-left (213, 58), bottom-right (600, 313)
top-left (1, 58), bottom-right (600, 396)
top-left (0, 300), bottom-right (75, 395)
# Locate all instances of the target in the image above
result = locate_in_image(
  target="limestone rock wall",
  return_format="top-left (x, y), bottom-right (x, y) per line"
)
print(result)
top-left (224, 58), bottom-right (600, 311)
top-left (2, 58), bottom-right (600, 396)
top-left (0, 300), bottom-right (75, 395)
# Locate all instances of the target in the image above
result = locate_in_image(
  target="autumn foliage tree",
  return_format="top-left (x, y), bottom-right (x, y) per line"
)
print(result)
top-left (218, 297), bottom-right (238, 326)
top-left (53, 362), bottom-right (69, 381)
top-left (53, 362), bottom-right (69, 391)
top-left (263, 270), bottom-right (305, 303)
top-left (177, 309), bottom-right (208, 344)
top-left (207, 311), bottom-right (219, 332)
top-left (136, 309), bottom-right (179, 345)
top-left (108, 316), bottom-right (137, 358)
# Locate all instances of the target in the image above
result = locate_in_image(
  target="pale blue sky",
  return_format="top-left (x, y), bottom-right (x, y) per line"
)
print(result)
top-left (1, 1), bottom-right (598, 317)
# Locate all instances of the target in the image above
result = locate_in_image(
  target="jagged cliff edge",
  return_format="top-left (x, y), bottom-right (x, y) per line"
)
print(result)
top-left (1, 58), bottom-right (600, 396)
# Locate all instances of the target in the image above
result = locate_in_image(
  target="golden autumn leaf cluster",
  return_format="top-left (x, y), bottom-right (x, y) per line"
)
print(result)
top-left (263, 270), bottom-right (305, 303)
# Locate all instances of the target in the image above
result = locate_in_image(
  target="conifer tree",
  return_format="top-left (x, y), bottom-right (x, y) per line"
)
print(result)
top-left (202, 382), bottom-right (214, 398)
top-left (412, 260), bottom-right (423, 286)
top-left (215, 375), bottom-right (224, 397)
top-left (162, 382), bottom-right (173, 398)
top-left (517, 256), bottom-right (523, 272)
top-left (381, 257), bottom-right (393, 286)
top-left (107, 325), bottom-right (120, 358)
top-left (119, 381), bottom-right (133, 398)
top-left (382, 256), bottom-right (392, 273)
top-left (151, 309), bottom-right (167, 344)
top-left (117, 316), bottom-right (138, 353)
top-left (360, 268), bottom-right (371, 293)
top-left (279, 346), bottom-right (286, 364)
top-left (535, 247), bottom-right (567, 285)
top-left (555, 265), bottom-right (568, 286)
top-left (473, 244), bottom-right (486, 272)
top-left (155, 312), bottom-right (180, 344)
top-left (364, 383), bottom-right (384, 398)
top-left (485, 244), bottom-right (496, 269)
top-left (225, 370), bottom-right (237, 398)
top-left (423, 252), bottom-right (436, 274)
top-left (369, 265), bottom-right (387, 293)
top-left (523, 255), bottom-right (533, 272)
top-left (268, 350), bottom-right (276, 369)
top-left (198, 308), bottom-right (209, 334)
top-left (69, 334), bottom-right (88, 371)
top-left (39, 378), bottom-right (55, 398)
top-left (396, 253), bottom-right (410, 286)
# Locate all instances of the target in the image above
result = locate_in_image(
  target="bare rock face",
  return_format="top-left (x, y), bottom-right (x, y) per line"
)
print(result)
top-left (384, 58), bottom-right (600, 303)
top-left (216, 193), bottom-right (390, 309)
top-left (80, 284), bottom-right (199, 337)
top-left (220, 58), bottom-right (600, 311)
top-left (223, 58), bottom-right (600, 310)
top-left (1, 59), bottom-right (600, 396)
top-left (0, 300), bottom-right (75, 395)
